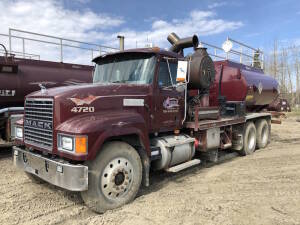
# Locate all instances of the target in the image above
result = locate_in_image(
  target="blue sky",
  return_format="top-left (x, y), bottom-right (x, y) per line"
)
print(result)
top-left (0, 0), bottom-right (300, 64)
top-left (64, 0), bottom-right (300, 49)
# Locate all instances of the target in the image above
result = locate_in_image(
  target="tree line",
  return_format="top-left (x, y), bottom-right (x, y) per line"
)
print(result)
top-left (265, 40), bottom-right (300, 107)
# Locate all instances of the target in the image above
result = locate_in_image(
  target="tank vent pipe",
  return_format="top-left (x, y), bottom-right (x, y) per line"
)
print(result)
top-left (117, 35), bottom-right (125, 51)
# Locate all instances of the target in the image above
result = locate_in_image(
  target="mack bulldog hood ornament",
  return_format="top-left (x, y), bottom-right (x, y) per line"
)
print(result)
top-left (38, 83), bottom-right (47, 95)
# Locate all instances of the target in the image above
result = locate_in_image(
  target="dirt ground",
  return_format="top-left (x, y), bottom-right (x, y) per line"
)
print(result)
top-left (1, 116), bottom-right (300, 225)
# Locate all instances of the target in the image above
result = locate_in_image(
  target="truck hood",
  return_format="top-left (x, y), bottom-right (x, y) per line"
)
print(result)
top-left (28, 83), bottom-right (150, 98)
top-left (27, 83), bottom-right (150, 125)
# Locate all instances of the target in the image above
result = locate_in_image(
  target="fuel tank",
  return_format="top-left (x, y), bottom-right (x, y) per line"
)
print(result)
top-left (209, 60), bottom-right (279, 111)
top-left (0, 56), bottom-right (93, 108)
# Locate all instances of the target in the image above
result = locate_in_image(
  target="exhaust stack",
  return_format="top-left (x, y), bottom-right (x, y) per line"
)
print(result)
top-left (117, 35), bottom-right (125, 51)
top-left (167, 33), bottom-right (215, 92)
top-left (167, 32), bottom-right (199, 54)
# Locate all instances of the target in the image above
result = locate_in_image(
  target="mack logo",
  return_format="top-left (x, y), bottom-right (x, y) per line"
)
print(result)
top-left (24, 119), bottom-right (52, 130)
top-left (68, 95), bottom-right (101, 106)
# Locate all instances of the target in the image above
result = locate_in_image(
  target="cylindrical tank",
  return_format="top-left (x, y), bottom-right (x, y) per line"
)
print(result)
top-left (209, 60), bottom-right (279, 111)
top-left (0, 56), bottom-right (93, 109)
top-left (151, 135), bottom-right (195, 171)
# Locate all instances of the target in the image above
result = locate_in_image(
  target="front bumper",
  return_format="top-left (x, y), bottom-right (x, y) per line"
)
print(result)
top-left (13, 146), bottom-right (88, 191)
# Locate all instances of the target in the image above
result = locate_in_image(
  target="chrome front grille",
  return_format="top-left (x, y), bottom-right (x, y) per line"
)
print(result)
top-left (24, 98), bottom-right (54, 150)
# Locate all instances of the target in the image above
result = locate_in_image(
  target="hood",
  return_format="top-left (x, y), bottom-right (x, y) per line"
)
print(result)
top-left (27, 83), bottom-right (151, 125)
top-left (28, 83), bottom-right (150, 99)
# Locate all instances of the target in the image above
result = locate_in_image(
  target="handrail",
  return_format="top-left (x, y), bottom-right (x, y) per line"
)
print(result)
top-left (198, 38), bottom-right (264, 69)
top-left (0, 28), bottom-right (119, 64)
top-left (227, 37), bottom-right (261, 53)
top-left (9, 28), bottom-right (110, 48)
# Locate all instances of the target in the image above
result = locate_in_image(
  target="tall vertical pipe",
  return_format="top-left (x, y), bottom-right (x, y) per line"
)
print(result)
top-left (117, 35), bottom-right (125, 51)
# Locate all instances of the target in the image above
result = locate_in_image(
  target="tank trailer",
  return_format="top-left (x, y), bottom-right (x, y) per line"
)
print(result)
top-left (0, 52), bottom-right (93, 147)
top-left (13, 33), bottom-right (279, 213)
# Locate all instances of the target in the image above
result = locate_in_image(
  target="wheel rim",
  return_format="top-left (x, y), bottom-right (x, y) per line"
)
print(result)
top-left (248, 128), bottom-right (256, 151)
top-left (101, 157), bottom-right (134, 200)
top-left (261, 125), bottom-right (268, 145)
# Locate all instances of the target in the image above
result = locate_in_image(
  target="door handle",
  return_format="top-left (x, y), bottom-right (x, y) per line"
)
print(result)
top-left (144, 103), bottom-right (150, 111)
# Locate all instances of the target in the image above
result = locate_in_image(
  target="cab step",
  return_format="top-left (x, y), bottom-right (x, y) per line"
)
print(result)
top-left (166, 159), bottom-right (201, 173)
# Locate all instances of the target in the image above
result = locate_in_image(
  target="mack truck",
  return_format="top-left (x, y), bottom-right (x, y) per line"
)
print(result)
top-left (13, 33), bottom-right (279, 213)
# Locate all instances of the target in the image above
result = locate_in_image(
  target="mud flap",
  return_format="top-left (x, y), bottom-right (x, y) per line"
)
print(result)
top-left (137, 148), bottom-right (150, 187)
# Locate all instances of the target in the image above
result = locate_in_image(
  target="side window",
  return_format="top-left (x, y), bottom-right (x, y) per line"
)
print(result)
top-left (158, 61), bottom-right (178, 87)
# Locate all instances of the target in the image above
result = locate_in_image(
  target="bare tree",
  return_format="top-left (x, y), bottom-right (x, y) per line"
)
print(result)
top-left (265, 40), bottom-right (300, 107)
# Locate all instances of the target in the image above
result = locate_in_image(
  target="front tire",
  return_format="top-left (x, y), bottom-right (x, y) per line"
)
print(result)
top-left (240, 122), bottom-right (256, 156)
top-left (81, 141), bottom-right (142, 213)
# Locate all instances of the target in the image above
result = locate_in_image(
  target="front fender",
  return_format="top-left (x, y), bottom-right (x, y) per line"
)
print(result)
top-left (56, 110), bottom-right (150, 160)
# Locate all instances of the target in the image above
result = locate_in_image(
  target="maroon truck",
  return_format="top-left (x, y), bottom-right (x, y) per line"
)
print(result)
top-left (268, 97), bottom-right (291, 112)
top-left (12, 33), bottom-right (278, 213)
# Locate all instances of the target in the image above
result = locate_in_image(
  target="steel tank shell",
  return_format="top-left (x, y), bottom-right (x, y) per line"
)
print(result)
top-left (209, 60), bottom-right (279, 111)
top-left (0, 56), bottom-right (93, 109)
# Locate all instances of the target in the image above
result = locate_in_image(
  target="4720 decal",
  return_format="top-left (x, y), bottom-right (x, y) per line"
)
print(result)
top-left (68, 94), bottom-right (100, 113)
top-left (71, 106), bottom-right (95, 113)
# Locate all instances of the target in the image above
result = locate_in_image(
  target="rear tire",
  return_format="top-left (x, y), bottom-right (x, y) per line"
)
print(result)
top-left (255, 119), bottom-right (269, 149)
top-left (81, 141), bottom-right (142, 213)
top-left (240, 122), bottom-right (256, 156)
top-left (25, 172), bottom-right (45, 184)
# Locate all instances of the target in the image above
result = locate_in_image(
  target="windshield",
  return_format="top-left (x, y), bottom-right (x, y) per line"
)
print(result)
top-left (93, 54), bottom-right (156, 84)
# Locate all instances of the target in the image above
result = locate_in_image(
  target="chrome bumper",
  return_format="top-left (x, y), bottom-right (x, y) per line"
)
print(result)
top-left (13, 146), bottom-right (88, 191)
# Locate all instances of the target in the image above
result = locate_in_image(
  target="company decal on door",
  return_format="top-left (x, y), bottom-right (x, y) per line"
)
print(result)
top-left (163, 97), bottom-right (179, 113)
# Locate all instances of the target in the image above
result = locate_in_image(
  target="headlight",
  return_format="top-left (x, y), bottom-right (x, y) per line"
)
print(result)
top-left (58, 134), bottom-right (87, 155)
top-left (61, 136), bottom-right (73, 151)
top-left (15, 127), bottom-right (23, 139)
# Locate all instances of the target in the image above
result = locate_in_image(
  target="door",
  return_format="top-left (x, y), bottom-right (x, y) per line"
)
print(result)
top-left (153, 58), bottom-right (184, 132)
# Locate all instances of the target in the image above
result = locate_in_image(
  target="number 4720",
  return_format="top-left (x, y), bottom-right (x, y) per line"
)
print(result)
top-left (71, 107), bottom-right (95, 113)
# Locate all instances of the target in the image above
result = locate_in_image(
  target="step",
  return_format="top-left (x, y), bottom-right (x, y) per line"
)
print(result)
top-left (166, 159), bottom-right (201, 173)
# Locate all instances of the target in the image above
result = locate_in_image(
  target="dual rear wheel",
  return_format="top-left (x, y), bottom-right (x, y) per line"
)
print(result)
top-left (240, 119), bottom-right (270, 156)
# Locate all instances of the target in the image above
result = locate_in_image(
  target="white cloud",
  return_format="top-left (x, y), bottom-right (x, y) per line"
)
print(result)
top-left (112, 10), bottom-right (243, 49)
top-left (0, 0), bottom-right (123, 38)
top-left (208, 2), bottom-right (227, 9)
top-left (0, 0), bottom-right (123, 64)
top-left (0, 0), bottom-right (243, 65)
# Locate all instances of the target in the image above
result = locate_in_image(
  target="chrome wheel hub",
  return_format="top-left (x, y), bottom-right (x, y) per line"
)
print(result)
top-left (101, 157), bottom-right (133, 200)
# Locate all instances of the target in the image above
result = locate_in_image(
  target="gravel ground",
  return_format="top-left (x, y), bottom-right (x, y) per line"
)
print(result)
top-left (1, 116), bottom-right (300, 225)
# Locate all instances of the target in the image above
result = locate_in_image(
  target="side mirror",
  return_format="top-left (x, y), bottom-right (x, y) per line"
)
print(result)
top-left (175, 60), bottom-right (188, 93)
top-left (176, 60), bottom-right (188, 82)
